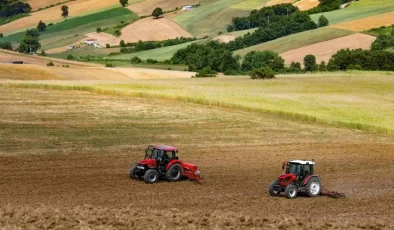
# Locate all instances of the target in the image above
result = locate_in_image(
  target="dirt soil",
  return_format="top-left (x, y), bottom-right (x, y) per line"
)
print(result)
top-left (294, 0), bottom-right (319, 11)
top-left (27, 0), bottom-right (66, 11)
top-left (280, 33), bottom-right (376, 65)
top-left (119, 17), bottom-right (192, 43)
top-left (332, 11), bottom-right (394, 32)
top-left (0, 87), bottom-right (394, 229)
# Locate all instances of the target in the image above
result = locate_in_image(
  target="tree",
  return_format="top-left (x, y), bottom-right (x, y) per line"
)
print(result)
top-left (0, 41), bottom-right (12, 51)
top-left (61, 5), bottom-right (69, 18)
top-left (40, 50), bottom-right (46, 56)
top-left (0, 33), bottom-right (3, 38)
top-left (249, 67), bottom-right (275, 79)
top-left (18, 29), bottom-right (41, 54)
top-left (120, 0), bottom-right (128, 7)
top-left (318, 15), bottom-right (329, 27)
top-left (289, 61), bottom-right (302, 73)
top-left (152, 7), bottom-right (163, 19)
top-left (96, 27), bottom-right (102, 33)
top-left (241, 51), bottom-right (284, 72)
top-left (37, 20), bottom-right (46, 32)
top-left (120, 40), bottom-right (126, 47)
top-left (319, 61), bottom-right (327, 71)
top-left (67, 54), bottom-right (74, 60)
top-left (304, 54), bottom-right (318, 72)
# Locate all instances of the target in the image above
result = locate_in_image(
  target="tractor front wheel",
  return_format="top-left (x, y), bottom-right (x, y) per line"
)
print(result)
top-left (306, 177), bottom-right (321, 197)
top-left (165, 163), bottom-right (182, 182)
top-left (285, 184), bottom-right (297, 199)
top-left (129, 164), bottom-right (139, 179)
top-left (144, 169), bottom-right (159, 184)
top-left (269, 180), bottom-right (281, 196)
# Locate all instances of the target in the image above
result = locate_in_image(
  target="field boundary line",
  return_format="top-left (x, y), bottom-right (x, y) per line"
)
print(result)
top-left (1, 82), bottom-right (392, 135)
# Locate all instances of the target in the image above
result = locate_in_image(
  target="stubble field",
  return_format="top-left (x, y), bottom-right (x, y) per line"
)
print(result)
top-left (0, 73), bottom-right (393, 229)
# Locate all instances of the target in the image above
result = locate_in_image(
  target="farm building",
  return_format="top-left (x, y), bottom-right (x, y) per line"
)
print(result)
top-left (85, 39), bottom-right (98, 45)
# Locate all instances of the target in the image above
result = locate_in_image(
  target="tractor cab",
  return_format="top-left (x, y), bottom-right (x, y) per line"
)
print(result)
top-left (284, 160), bottom-right (314, 182)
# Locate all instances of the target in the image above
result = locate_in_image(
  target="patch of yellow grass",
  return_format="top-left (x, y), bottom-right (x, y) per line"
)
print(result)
top-left (0, 64), bottom-right (63, 80)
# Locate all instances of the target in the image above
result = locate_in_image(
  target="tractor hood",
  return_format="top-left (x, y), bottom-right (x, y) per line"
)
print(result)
top-left (278, 174), bottom-right (296, 180)
top-left (138, 159), bottom-right (157, 168)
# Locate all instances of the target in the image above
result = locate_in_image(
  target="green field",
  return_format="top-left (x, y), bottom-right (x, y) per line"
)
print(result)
top-left (230, 0), bottom-right (270, 10)
top-left (49, 47), bottom-right (121, 59)
top-left (234, 27), bottom-right (353, 57)
top-left (109, 39), bottom-right (208, 61)
top-left (172, 0), bottom-right (244, 36)
top-left (311, 0), bottom-right (394, 26)
top-left (0, 8), bottom-right (138, 45)
top-left (2, 72), bottom-right (393, 134)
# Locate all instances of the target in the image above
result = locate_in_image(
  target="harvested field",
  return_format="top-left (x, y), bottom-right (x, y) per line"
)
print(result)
top-left (0, 0), bottom-right (119, 35)
top-left (294, 0), bottom-right (319, 11)
top-left (106, 67), bottom-right (194, 79)
top-left (0, 49), bottom-right (98, 67)
top-left (128, 0), bottom-right (199, 16)
top-left (235, 27), bottom-right (353, 57)
top-left (230, 0), bottom-right (269, 10)
top-left (28, 0), bottom-right (66, 11)
top-left (0, 85), bottom-right (393, 228)
top-left (119, 17), bottom-right (192, 43)
top-left (213, 34), bottom-right (236, 43)
top-left (0, 64), bottom-right (63, 80)
top-left (332, 11), bottom-right (394, 32)
top-left (280, 33), bottom-right (376, 65)
top-left (85, 32), bottom-right (121, 47)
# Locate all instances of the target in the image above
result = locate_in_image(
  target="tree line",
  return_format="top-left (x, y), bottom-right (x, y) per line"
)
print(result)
top-left (0, 0), bottom-right (31, 18)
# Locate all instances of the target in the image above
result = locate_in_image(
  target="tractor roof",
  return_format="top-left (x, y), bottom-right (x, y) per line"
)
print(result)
top-left (153, 145), bottom-right (178, 151)
top-left (289, 160), bottom-right (315, 165)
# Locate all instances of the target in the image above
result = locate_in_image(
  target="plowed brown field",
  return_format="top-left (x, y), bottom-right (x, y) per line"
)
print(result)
top-left (0, 86), bottom-right (393, 229)
top-left (28, 0), bottom-right (65, 11)
top-left (119, 17), bottom-right (192, 43)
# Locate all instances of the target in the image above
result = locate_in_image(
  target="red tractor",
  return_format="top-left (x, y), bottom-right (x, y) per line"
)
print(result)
top-left (269, 160), bottom-right (321, 199)
top-left (129, 145), bottom-right (202, 184)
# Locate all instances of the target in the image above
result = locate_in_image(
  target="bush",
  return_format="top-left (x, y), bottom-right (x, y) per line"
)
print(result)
top-left (120, 40), bottom-right (126, 47)
top-left (106, 44), bottom-right (110, 48)
top-left (0, 41), bottom-right (12, 50)
top-left (0, 33), bottom-right (3, 38)
top-left (40, 50), bottom-right (46, 56)
top-left (249, 67), bottom-right (275, 79)
top-left (67, 54), bottom-right (74, 60)
top-left (146, 59), bottom-right (158, 64)
top-left (318, 15), bottom-right (329, 27)
top-left (194, 67), bottom-right (218, 78)
top-left (105, 63), bottom-right (115, 67)
top-left (114, 30), bottom-right (121, 36)
top-left (46, 61), bottom-right (54, 66)
top-left (96, 27), bottom-right (102, 33)
top-left (130, 56), bottom-right (142, 63)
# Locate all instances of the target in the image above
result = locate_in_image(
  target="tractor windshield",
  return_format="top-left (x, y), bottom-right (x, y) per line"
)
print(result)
top-left (145, 146), bottom-right (159, 159)
top-left (287, 163), bottom-right (301, 175)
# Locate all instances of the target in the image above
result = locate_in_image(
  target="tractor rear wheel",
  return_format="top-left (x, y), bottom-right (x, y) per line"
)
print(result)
top-left (269, 180), bottom-right (281, 196)
top-left (144, 169), bottom-right (159, 184)
top-left (285, 184), bottom-right (297, 199)
top-left (306, 177), bottom-right (321, 197)
top-left (165, 163), bottom-right (182, 182)
top-left (129, 164), bottom-right (139, 179)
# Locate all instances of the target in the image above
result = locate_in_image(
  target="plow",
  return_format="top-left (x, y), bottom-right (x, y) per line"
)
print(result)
top-left (321, 186), bottom-right (346, 198)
